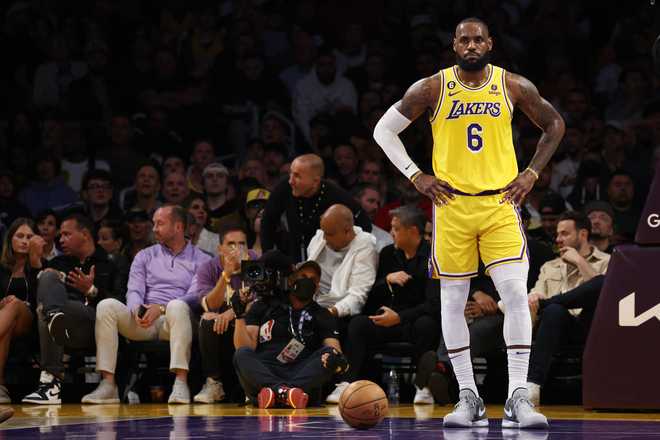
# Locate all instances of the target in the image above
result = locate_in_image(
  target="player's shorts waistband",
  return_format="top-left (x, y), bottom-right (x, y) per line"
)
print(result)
top-left (448, 188), bottom-right (504, 196)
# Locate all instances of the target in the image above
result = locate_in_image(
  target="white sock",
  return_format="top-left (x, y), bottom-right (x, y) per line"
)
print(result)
top-left (490, 262), bottom-right (532, 398)
top-left (441, 279), bottom-right (478, 396)
top-left (506, 348), bottom-right (530, 396)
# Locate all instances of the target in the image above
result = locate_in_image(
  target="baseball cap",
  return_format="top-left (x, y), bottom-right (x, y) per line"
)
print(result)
top-left (584, 201), bottom-right (614, 220)
top-left (202, 162), bottom-right (229, 177)
top-left (296, 260), bottom-right (322, 278)
top-left (246, 188), bottom-right (270, 205)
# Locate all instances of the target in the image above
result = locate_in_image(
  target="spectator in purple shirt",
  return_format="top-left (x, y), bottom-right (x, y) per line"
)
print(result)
top-left (82, 205), bottom-right (211, 405)
top-left (185, 225), bottom-right (256, 403)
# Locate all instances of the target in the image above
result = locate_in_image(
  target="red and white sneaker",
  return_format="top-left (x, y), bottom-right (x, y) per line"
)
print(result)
top-left (276, 386), bottom-right (308, 409)
top-left (258, 387), bottom-right (276, 409)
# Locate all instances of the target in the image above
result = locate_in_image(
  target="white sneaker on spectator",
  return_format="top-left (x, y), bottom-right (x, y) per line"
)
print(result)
top-left (326, 382), bottom-right (350, 404)
top-left (168, 379), bottom-right (191, 404)
top-left (527, 382), bottom-right (541, 406)
top-left (194, 378), bottom-right (225, 403)
top-left (0, 384), bottom-right (10, 404)
top-left (22, 371), bottom-right (62, 405)
top-left (81, 379), bottom-right (120, 404)
top-left (413, 386), bottom-right (434, 404)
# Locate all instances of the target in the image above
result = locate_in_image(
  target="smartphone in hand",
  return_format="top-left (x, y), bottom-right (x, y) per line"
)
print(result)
top-left (138, 305), bottom-right (147, 319)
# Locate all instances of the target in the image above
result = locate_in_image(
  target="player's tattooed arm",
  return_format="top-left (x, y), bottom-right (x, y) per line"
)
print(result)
top-left (395, 74), bottom-right (441, 121)
top-left (506, 72), bottom-right (565, 174)
top-left (501, 72), bottom-right (565, 205)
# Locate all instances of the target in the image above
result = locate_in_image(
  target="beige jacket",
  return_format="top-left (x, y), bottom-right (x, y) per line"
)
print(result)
top-left (531, 246), bottom-right (610, 316)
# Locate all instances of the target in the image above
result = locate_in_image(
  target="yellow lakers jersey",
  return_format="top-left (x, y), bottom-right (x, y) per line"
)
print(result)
top-left (429, 64), bottom-right (517, 194)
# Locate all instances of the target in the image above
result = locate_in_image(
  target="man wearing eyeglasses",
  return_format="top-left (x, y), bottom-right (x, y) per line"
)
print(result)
top-left (80, 169), bottom-right (123, 230)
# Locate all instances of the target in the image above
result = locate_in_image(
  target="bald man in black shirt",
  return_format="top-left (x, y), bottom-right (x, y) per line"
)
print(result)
top-left (261, 154), bottom-right (372, 262)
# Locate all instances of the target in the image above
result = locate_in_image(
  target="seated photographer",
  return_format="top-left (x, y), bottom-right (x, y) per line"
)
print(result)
top-left (326, 205), bottom-right (441, 404)
top-left (186, 225), bottom-right (256, 403)
top-left (232, 251), bottom-right (348, 409)
top-left (82, 205), bottom-right (212, 404)
top-left (307, 204), bottom-right (378, 324)
top-left (22, 214), bottom-right (124, 404)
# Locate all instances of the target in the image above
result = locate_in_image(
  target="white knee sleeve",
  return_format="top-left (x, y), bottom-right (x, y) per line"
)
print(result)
top-left (489, 262), bottom-right (531, 346)
top-left (440, 279), bottom-right (470, 349)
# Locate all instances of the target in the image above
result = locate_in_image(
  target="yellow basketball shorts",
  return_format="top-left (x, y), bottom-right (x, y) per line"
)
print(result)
top-left (429, 194), bottom-right (527, 279)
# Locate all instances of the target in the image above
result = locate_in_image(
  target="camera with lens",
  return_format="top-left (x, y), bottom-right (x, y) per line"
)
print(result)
top-left (241, 260), bottom-right (289, 297)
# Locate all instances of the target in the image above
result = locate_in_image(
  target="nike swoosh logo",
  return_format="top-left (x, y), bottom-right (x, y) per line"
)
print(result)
top-left (478, 407), bottom-right (486, 417)
top-left (448, 91), bottom-right (461, 96)
top-left (47, 390), bottom-right (59, 398)
top-left (405, 163), bottom-right (413, 170)
top-left (503, 407), bottom-right (513, 418)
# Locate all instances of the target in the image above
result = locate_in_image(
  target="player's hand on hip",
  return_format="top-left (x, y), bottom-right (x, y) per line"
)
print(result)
top-left (502, 171), bottom-right (536, 205)
top-left (412, 173), bottom-right (455, 206)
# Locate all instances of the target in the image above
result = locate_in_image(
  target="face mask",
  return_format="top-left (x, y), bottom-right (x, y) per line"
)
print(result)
top-left (291, 277), bottom-right (316, 301)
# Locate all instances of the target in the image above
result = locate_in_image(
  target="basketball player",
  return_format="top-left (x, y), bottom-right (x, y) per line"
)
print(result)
top-left (374, 18), bottom-right (564, 429)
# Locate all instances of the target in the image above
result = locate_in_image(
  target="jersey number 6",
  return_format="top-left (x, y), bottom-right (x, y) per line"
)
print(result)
top-left (467, 123), bottom-right (483, 152)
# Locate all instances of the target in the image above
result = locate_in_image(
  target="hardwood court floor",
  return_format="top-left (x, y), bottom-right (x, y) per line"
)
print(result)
top-left (1, 404), bottom-right (659, 438)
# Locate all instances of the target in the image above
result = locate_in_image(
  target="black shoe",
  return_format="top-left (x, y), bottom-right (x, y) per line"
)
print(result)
top-left (22, 371), bottom-right (62, 405)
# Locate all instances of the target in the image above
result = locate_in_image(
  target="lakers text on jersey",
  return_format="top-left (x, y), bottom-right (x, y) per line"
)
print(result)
top-left (430, 64), bottom-right (517, 195)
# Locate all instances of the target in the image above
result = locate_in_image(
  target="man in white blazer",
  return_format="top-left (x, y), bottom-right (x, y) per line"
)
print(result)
top-left (306, 204), bottom-right (378, 321)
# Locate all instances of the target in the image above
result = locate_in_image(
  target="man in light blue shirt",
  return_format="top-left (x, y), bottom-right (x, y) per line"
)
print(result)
top-left (82, 205), bottom-right (211, 404)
